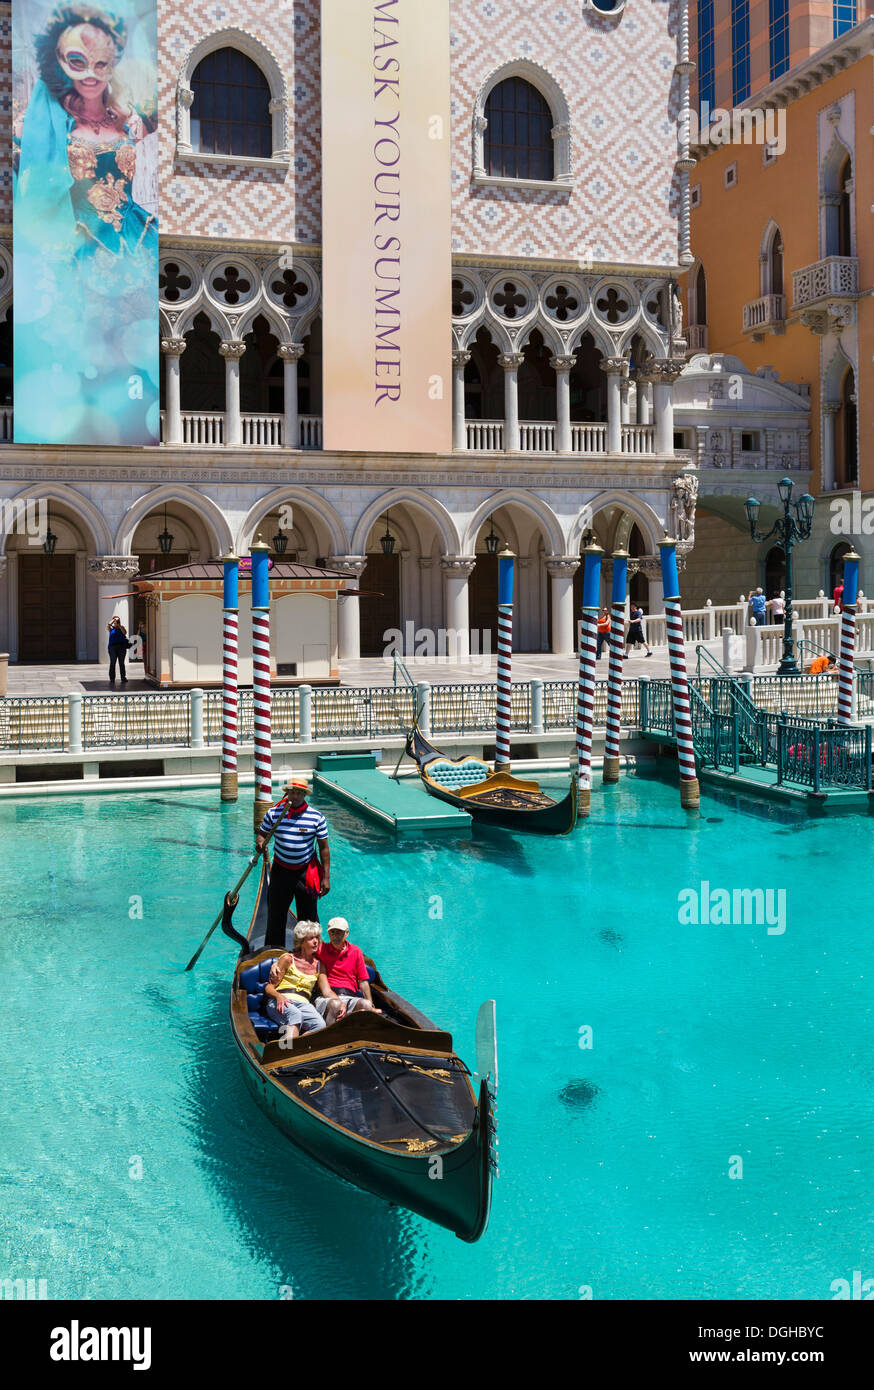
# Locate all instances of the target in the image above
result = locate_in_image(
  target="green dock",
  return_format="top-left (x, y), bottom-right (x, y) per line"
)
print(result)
top-left (313, 753), bottom-right (471, 834)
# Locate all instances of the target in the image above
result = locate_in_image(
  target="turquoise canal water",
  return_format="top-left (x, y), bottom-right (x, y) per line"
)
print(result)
top-left (1, 772), bottom-right (871, 1300)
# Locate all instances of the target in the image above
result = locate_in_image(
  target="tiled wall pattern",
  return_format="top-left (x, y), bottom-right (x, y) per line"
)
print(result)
top-left (0, 0), bottom-right (680, 262)
top-left (449, 1), bottom-right (681, 265)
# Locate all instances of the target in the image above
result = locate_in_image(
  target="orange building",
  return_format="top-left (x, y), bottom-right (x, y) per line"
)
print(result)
top-left (683, 10), bottom-right (874, 601)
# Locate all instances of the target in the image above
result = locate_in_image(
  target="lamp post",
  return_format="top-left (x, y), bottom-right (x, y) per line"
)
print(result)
top-left (744, 477), bottom-right (815, 677)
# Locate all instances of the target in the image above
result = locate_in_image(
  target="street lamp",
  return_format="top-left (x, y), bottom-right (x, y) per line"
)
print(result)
top-left (745, 476), bottom-right (815, 676)
top-left (380, 513), bottom-right (396, 556)
top-left (484, 515), bottom-right (500, 556)
top-left (157, 504), bottom-right (174, 556)
top-left (42, 501), bottom-right (57, 557)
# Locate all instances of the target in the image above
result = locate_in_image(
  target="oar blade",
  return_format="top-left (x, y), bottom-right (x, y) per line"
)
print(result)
top-left (475, 999), bottom-right (498, 1093)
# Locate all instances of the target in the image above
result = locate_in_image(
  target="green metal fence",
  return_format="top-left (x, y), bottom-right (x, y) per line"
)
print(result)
top-left (81, 693), bottom-right (191, 749)
top-left (0, 696), bottom-right (67, 752)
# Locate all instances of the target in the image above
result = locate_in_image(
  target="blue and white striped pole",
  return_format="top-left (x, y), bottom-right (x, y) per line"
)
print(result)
top-left (838, 549), bottom-right (860, 725)
top-left (494, 549), bottom-right (515, 771)
top-left (576, 545), bottom-right (603, 816)
top-left (603, 550), bottom-right (628, 783)
top-left (221, 552), bottom-right (239, 802)
top-left (659, 537), bottom-right (699, 809)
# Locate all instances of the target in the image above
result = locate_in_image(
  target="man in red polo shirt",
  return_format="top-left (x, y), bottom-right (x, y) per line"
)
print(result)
top-left (317, 918), bottom-right (379, 1014)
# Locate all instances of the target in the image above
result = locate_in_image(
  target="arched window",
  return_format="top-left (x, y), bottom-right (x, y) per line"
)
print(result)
top-left (836, 367), bottom-right (858, 488)
top-left (838, 155), bottom-right (852, 257)
top-left (484, 78), bottom-right (554, 181)
top-left (760, 223), bottom-right (784, 297)
top-left (693, 264), bottom-right (707, 325)
top-left (769, 231), bottom-right (783, 297)
top-left (830, 542), bottom-right (852, 598)
top-left (190, 48), bottom-right (271, 158)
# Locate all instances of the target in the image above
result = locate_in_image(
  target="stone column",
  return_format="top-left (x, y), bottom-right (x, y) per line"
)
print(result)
top-left (441, 556), bottom-right (476, 661)
top-left (821, 401), bottom-right (839, 491)
top-left (550, 355), bottom-right (575, 453)
top-left (498, 352), bottom-right (524, 452)
top-left (160, 337), bottom-right (186, 446)
top-left (650, 359), bottom-right (683, 455)
top-left (601, 357), bottom-right (627, 454)
top-left (452, 349), bottom-right (471, 451)
top-left (620, 373), bottom-right (631, 425)
top-left (635, 373), bottom-right (653, 425)
top-left (278, 343), bottom-right (304, 449)
top-left (87, 557), bottom-right (141, 644)
top-left (220, 341), bottom-right (246, 446)
top-left (329, 556), bottom-right (368, 660)
top-left (546, 556), bottom-right (581, 654)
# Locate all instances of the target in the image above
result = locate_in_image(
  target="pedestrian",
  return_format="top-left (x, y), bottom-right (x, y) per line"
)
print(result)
top-left (596, 607), bottom-right (611, 658)
top-left (255, 774), bottom-right (331, 950)
top-left (625, 602), bottom-right (652, 657)
top-left (107, 617), bottom-right (131, 686)
top-left (769, 592), bottom-right (785, 625)
top-left (833, 580), bottom-right (844, 613)
top-left (749, 587), bottom-right (767, 626)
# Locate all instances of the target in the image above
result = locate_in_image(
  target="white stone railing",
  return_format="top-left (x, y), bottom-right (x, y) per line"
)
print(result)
top-left (792, 256), bottom-right (858, 308)
top-left (299, 415), bottom-right (322, 449)
top-left (179, 412), bottom-right (224, 445)
top-left (571, 422), bottom-right (607, 452)
top-left (466, 420), bottom-right (504, 450)
top-left (242, 413), bottom-right (283, 446)
top-left (519, 421), bottom-right (555, 451)
top-left (742, 293), bottom-right (786, 332)
top-left (620, 424), bottom-right (656, 455)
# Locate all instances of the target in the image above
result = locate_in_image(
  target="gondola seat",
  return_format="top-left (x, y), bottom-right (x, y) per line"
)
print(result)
top-left (426, 759), bottom-right (490, 789)
top-left (239, 957), bottom-right (282, 1041)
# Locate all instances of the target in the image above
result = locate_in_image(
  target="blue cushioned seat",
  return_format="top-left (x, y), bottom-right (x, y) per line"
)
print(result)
top-left (239, 956), bottom-right (281, 1040)
top-left (428, 759), bottom-right (489, 789)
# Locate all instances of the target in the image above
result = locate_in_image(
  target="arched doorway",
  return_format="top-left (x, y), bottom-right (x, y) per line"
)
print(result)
top-left (764, 544), bottom-right (785, 599)
top-left (829, 541), bottom-right (852, 600)
top-left (13, 502), bottom-right (92, 662)
top-left (360, 512), bottom-right (401, 657)
top-left (130, 505), bottom-right (213, 634)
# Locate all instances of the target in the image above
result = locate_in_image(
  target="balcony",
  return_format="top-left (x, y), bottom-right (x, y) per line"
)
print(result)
top-left (465, 420), bottom-right (655, 454)
top-left (158, 413), bottom-right (323, 448)
top-left (792, 255), bottom-right (858, 309)
top-left (742, 293), bottom-right (786, 339)
top-left (687, 324), bottom-right (708, 351)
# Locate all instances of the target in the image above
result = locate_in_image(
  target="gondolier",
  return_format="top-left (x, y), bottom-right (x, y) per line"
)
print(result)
top-left (255, 774), bottom-right (331, 948)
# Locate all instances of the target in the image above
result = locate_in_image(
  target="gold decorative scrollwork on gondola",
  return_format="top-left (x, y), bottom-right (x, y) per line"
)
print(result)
top-left (381, 1055), bottom-right (453, 1084)
top-left (383, 1137), bottom-right (438, 1152)
top-left (296, 1056), bottom-right (355, 1095)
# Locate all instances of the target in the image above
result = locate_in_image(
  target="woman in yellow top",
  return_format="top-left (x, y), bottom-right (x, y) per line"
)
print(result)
top-left (263, 921), bottom-right (345, 1040)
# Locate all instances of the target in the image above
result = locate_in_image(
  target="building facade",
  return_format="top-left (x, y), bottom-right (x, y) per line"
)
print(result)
top-left (686, 5), bottom-right (874, 601)
top-left (1, 0), bottom-right (726, 666)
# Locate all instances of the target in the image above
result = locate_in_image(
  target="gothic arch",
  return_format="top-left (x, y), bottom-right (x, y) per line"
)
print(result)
top-left (115, 486), bottom-right (232, 557)
top-left (0, 482), bottom-right (111, 556)
top-left (463, 491), bottom-right (563, 556)
top-left (238, 488), bottom-right (348, 555)
top-left (572, 491), bottom-right (663, 554)
top-left (351, 490), bottom-right (461, 556)
top-left (176, 28), bottom-right (290, 162)
top-left (473, 58), bottom-right (572, 184)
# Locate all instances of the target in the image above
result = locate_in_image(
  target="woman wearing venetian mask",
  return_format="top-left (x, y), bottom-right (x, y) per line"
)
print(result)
top-left (12, 4), bottom-right (159, 444)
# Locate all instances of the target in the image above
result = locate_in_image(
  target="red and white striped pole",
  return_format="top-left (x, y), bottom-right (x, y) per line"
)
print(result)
top-left (659, 537), bottom-right (699, 810)
top-left (220, 553), bottom-right (239, 802)
top-left (494, 548), bottom-right (515, 772)
top-left (603, 549), bottom-right (628, 784)
top-left (250, 537), bottom-right (272, 828)
top-left (576, 544), bottom-right (603, 817)
top-left (837, 549), bottom-right (860, 726)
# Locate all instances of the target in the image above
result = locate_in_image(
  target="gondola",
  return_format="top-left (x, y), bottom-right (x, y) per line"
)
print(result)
top-left (223, 862), bottom-right (497, 1243)
top-left (406, 727), bottom-right (577, 834)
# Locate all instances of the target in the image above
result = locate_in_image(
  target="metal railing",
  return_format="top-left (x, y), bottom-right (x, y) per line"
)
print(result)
top-left (82, 692), bottom-right (191, 749)
top-left (0, 696), bottom-right (68, 752)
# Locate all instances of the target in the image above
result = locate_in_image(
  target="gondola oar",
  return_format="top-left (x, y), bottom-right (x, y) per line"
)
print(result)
top-left (184, 797), bottom-right (291, 971)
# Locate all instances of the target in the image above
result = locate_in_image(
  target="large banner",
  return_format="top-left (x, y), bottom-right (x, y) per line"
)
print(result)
top-left (12, 1), bottom-right (159, 445)
top-left (321, 0), bottom-right (452, 454)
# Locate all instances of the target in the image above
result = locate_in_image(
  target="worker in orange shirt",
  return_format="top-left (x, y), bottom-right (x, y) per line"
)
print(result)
top-left (596, 607), bottom-right (611, 659)
top-left (808, 655), bottom-right (837, 677)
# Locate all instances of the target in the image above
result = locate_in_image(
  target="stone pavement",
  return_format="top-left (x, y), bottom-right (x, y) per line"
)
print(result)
top-left (4, 649), bottom-right (671, 695)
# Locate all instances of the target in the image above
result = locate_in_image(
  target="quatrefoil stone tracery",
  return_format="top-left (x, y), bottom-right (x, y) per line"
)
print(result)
top-left (212, 266), bottom-right (252, 305)
top-left (271, 269), bottom-right (309, 308)
top-left (160, 262), bottom-right (193, 303)
top-left (492, 281), bottom-right (528, 319)
top-left (596, 287), bottom-right (630, 323)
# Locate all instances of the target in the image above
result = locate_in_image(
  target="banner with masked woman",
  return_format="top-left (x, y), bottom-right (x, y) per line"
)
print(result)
top-left (12, 1), bottom-right (159, 445)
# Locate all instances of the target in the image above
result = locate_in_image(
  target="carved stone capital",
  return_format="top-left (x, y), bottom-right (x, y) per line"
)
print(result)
top-left (179, 86), bottom-right (194, 110)
top-left (219, 340), bottom-right (247, 360)
top-left (648, 358), bottom-right (684, 384)
top-left (88, 555), bottom-right (141, 584)
top-left (627, 555), bottom-right (662, 577)
top-left (328, 555), bottom-right (367, 580)
top-left (821, 401), bottom-right (841, 415)
top-left (474, 114), bottom-right (488, 134)
top-left (799, 309), bottom-right (829, 335)
top-left (549, 355), bottom-right (577, 373)
top-left (497, 353), bottom-right (525, 371)
top-left (278, 343), bottom-right (305, 362)
top-left (452, 349), bottom-right (472, 368)
top-left (600, 357), bottom-right (629, 378)
top-left (160, 337), bottom-right (187, 358)
top-left (441, 555), bottom-right (477, 578)
top-left (545, 554), bottom-right (581, 578)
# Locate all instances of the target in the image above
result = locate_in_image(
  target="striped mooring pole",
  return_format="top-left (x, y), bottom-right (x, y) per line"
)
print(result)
top-left (603, 549), bottom-right (628, 784)
top-left (575, 544), bottom-right (603, 817)
top-left (250, 537), bottom-right (272, 829)
top-left (220, 552), bottom-right (239, 803)
top-left (837, 549), bottom-right (860, 726)
top-left (494, 548), bottom-right (515, 772)
top-left (659, 536), bottom-right (699, 810)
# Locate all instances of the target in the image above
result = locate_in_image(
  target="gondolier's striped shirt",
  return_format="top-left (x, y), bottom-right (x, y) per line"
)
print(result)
top-left (260, 802), bottom-right (328, 866)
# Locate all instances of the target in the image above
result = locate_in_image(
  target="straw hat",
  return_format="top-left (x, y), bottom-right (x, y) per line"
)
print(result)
top-left (282, 773), bottom-right (312, 791)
